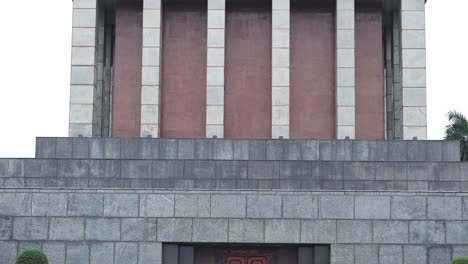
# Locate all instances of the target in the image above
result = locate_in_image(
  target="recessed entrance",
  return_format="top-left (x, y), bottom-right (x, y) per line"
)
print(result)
top-left (225, 255), bottom-right (269, 264)
top-left (163, 244), bottom-right (330, 264)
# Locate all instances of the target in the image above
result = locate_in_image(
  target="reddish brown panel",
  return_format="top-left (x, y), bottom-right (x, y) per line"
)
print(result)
top-left (195, 245), bottom-right (297, 264)
top-left (112, 0), bottom-right (143, 138)
top-left (355, 5), bottom-right (384, 140)
top-left (226, 256), bottom-right (247, 264)
top-left (247, 256), bottom-right (269, 264)
top-left (160, 2), bottom-right (207, 138)
top-left (225, 2), bottom-right (272, 139)
top-left (290, 4), bottom-right (336, 139)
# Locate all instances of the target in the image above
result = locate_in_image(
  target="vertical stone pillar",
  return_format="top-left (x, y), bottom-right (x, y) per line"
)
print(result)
top-left (400, 0), bottom-right (427, 139)
top-left (393, 10), bottom-right (403, 139)
top-left (271, 0), bottom-right (290, 139)
top-left (69, 0), bottom-right (98, 137)
top-left (385, 28), bottom-right (393, 139)
top-left (141, 0), bottom-right (162, 137)
top-left (206, 0), bottom-right (226, 138)
top-left (336, 0), bottom-right (355, 139)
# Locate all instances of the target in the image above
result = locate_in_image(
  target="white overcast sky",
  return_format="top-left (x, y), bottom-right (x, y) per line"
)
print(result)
top-left (0, 0), bottom-right (467, 158)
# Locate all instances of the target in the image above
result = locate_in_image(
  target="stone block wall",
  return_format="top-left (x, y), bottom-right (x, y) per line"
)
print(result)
top-left (1, 189), bottom-right (468, 264)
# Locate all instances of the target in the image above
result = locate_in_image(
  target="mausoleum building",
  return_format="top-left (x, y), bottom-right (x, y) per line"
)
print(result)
top-left (1, 0), bottom-right (468, 263)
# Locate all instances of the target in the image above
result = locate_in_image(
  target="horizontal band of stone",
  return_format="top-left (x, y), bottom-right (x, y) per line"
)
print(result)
top-left (1, 190), bottom-right (468, 245)
top-left (35, 138), bottom-right (460, 162)
top-left (3, 158), bottom-right (468, 182)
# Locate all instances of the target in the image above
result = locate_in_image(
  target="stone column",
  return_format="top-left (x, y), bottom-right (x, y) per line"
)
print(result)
top-left (400, 0), bottom-right (427, 139)
top-left (336, 0), bottom-right (355, 139)
top-left (69, 0), bottom-right (98, 137)
top-left (271, 0), bottom-right (290, 139)
top-left (206, 0), bottom-right (226, 138)
top-left (141, 0), bottom-right (162, 137)
top-left (393, 10), bottom-right (403, 139)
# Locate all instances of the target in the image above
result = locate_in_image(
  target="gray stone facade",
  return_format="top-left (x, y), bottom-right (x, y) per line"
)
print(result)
top-left (0, 138), bottom-right (467, 264)
top-left (2, 189), bottom-right (468, 264)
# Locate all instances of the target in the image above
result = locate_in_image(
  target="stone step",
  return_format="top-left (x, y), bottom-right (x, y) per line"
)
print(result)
top-left (36, 137), bottom-right (460, 162)
top-left (1, 158), bottom-right (467, 191)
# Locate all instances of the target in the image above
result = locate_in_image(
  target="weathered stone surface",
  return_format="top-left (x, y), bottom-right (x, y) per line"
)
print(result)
top-left (249, 140), bottom-right (266, 160)
top-left (0, 241), bottom-right (17, 263)
top-left (175, 194), bottom-right (210, 217)
top-left (122, 160), bottom-right (152, 179)
top-left (140, 194), bottom-right (174, 217)
top-left (302, 140), bottom-right (319, 160)
top-left (388, 141), bottom-right (407, 161)
top-left (184, 161), bottom-right (216, 179)
top-left (85, 218), bottom-right (120, 241)
top-left (407, 141), bottom-right (427, 161)
top-left (403, 245), bottom-right (427, 264)
top-left (319, 141), bottom-right (336, 161)
top-left (36, 138), bottom-right (56, 158)
top-left (49, 218), bottom-right (84, 241)
top-left (0, 193), bottom-right (31, 216)
top-left (68, 193), bottom-right (103, 216)
top-left (300, 220), bottom-right (337, 243)
top-left (89, 160), bottom-right (120, 178)
top-left (43, 242), bottom-right (66, 264)
top-left (104, 194), bottom-right (139, 217)
top-left (284, 141), bottom-right (302, 160)
top-left (266, 140), bottom-right (283, 160)
top-left (213, 140), bottom-right (233, 160)
top-left (331, 244), bottom-right (354, 264)
top-left (140, 138), bottom-right (159, 159)
top-left (195, 139), bottom-right (213, 160)
top-left (157, 218), bottom-right (192, 242)
top-left (428, 196), bottom-right (462, 220)
top-left (13, 217), bottom-right (48, 240)
top-left (410, 221), bottom-right (445, 244)
top-left (428, 246), bottom-right (451, 264)
top-left (320, 195), bottom-right (354, 219)
top-left (159, 139), bottom-right (178, 159)
top-left (379, 245), bottom-right (403, 264)
top-left (91, 242), bottom-right (114, 264)
top-left (407, 162), bottom-right (437, 180)
top-left (283, 195), bottom-right (318, 219)
top-left (280, 162), bottom-right (311, 179)
top-left (319, 162), bottom-right (344, 180)
top-left (115, 242), bottom-right (138, 264)
top-left (248, 161), bottom-right (279, 179)
top-left (32, 193), bottom-right (67, 216)
top-left (352, 141), bottom-right (369, 161)
top-left (178, 139), bottom-right (195, 159)
top-left (122, 218), bottom-right (157, 241)
top-left (373, 221), bottom-right (408, 243)
top-left (228, 219), bottom-right (264, 243)
top-left (247, 195), bottom-right (282, 218)
top-left (193, 219), bottom-right (228, 242)
top-left (139, 242), bottom-right (162, 264)
top-left (217, 161), bottom-right (248, 179)
top-left (265, 219), bottom-right (300, 243)
top-left (67, 242), bottom-right (90, 264)
top-left (121, 139), bottom-right (140, 160)
top-left (452, 246), bottom-right (468, 259)
top-left (0, 159), bottom-right (24, 177)
top-left (0, 217), bottom-right (12, 240)
top-left (355, 196), bottom-right (390, 219)
top-left (233, 140), bottom-right (249, 160)
top-left (355, 245), bottom-right (378, 264)
top-left (211, 194), bottom-right (246, 217)
top-left (337, 220), bottom-right (372, 243)
top-left (102, 139), bottom-right (121, 160)
top-left (446, 221), bottom-right (468, 244)
top-left (392, 196), bottom-right (426, 219)
top-left (25, 160), bottom-right (57, 178)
